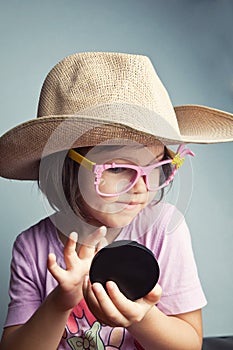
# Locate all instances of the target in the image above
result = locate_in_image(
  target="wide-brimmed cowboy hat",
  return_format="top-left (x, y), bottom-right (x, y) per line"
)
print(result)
top-left (0, 51), bottom-right (232, 180)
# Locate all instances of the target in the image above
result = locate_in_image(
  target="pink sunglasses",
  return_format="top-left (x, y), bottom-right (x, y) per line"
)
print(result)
top-left (68, 144), bottom-right (195, 197)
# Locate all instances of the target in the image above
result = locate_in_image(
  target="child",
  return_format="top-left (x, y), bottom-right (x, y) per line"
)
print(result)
top-left (0, 52), bottom-right (232, 350)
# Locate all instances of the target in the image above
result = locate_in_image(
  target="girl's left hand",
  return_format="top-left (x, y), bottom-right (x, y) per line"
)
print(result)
top-left (83, 278), bottom-right (162, 328)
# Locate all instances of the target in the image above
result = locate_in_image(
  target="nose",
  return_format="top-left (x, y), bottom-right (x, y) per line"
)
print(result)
top-left (130, 175), bottom-right (147, 193)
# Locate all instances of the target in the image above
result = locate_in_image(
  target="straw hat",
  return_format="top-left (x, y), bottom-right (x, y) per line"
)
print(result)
top-left (0, 51), bottom-right (232, 180)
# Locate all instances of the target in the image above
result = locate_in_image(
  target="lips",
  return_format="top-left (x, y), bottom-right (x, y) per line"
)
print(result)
top-left (114, 194), bottom-right (148, 211)
top-left (117, 200), bottom-right (142, 206)
top-left (122, 202), bottom-right (143, 210)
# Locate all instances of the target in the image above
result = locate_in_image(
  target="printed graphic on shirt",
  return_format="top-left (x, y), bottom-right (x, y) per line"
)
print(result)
top-left (64, 299), bottom-right (126, 349)
top-left (68, 321), bottom-right (104, 350)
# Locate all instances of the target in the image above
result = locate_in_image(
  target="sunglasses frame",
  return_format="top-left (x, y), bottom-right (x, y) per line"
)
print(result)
top-left (68, 144), bottom-right (195, 197)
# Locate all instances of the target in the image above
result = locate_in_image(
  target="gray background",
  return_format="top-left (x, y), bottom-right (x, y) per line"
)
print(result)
top-left (0, 0), bottom-right (232, 337)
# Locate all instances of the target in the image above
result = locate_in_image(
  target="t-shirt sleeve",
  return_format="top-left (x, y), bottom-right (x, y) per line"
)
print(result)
top-left (156, 210), bottom-right (207, 315)
top-left (4, 235), bottom-right (42, 327)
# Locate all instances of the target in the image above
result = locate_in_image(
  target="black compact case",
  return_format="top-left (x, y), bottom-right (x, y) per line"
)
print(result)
top-left (89, 240), bottom-right (160, 300)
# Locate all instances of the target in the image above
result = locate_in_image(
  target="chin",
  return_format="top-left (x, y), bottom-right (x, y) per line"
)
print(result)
top-left (97, 211), bottom-right (140, 229)
top-left (108, 218), bottom-right (132, 228)
top-left (84, 201), bottom-right (144, 228)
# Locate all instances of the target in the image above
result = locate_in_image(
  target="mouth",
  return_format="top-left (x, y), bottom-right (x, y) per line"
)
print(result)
top-left (120, 202), bottom-right (143, 210)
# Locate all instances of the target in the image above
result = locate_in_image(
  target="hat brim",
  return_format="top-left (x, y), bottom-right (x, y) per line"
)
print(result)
top-left (0, 104), bottom-right (232, 180)
top-left (175, 105), bottom-right (233, 143)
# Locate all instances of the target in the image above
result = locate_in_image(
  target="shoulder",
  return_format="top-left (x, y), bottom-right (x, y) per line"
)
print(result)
top-left (137, 202), bottom-right (185, 236)
top-left (122, 202), bottom-right (186, 254)
top-left (13, 215), bottom-right (63, 262)
top-left (16, 216), bottom-right (54, 243)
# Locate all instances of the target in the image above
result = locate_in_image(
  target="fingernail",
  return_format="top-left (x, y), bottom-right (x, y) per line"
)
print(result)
top-left (92, 282), bottom-right (102, 292)
top-left (106, 281), bottom-right (115, 290)
top-left (70, 231), bottom-right (78, 242)
top-left (99, 226), bottom-right (107, 236)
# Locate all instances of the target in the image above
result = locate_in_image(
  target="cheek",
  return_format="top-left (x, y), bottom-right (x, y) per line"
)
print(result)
top-left (147, 191), bottom-right (158, 203)
top-left (147, 168), bottom-right (160, 188)
top-left (78, 166), bottom-right (119, 211)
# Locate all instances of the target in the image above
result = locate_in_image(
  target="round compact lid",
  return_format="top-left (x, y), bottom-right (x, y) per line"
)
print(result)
top-left (89, 240), bottom-right (160, 300)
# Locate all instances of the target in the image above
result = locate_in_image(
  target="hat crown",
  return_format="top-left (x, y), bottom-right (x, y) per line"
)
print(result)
top-left (37, 52), bottom-right (180, 135)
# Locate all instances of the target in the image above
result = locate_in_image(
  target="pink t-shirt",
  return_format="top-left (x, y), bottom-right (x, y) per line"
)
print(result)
top-left (4, 203), bottom-right (207, 349)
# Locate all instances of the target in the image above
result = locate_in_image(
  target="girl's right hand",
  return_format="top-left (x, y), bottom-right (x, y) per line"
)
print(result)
top-left (47, 226), bottom-right (107, 311)
top-left (83, 278), bottom-right (162, 328)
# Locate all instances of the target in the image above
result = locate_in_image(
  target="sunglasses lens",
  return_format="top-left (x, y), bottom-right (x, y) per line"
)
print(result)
top-left (98, 167), bottom-right (138, 195)
top-left (147, 167), bottom-right (161, 190)
top-left (147, 163), bottom-right (175, 190)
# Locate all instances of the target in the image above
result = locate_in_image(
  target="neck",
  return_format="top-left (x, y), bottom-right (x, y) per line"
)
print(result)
top-left (57, 225), bottom-right (122, 249)
top-left (52, 210), bottom-right (122, 248)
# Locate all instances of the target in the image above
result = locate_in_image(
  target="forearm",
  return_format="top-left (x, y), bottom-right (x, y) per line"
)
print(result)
top-left (127, 307), bottom-right (202, 350)
top-left (0, 287), bottom-right (74, 350)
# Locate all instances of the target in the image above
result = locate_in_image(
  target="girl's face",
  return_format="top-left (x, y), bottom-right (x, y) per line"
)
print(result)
top-left (77, 142), bottom-right (165, 228)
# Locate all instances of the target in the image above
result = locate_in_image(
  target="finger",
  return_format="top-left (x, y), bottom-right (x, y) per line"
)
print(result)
top-left (105, 281), bottom-right (136, 315)
top-left (106, 281), bottom-right (158, 324)
top-left (143, 283), bottom-right (162, 304)
top-left (47, 253), bottom-right (65, 282)
top-left (79, 226), bottom-right (107, 259)
top-left (82, 275), bottom-right (90, 297)
top-left (92, 282), bottom-right (128, 324)
top-left (63, 232), bottom-right (78, 269)
top-left (96, 236), bottom-right (108, 252)
top-left (64, 232), bottom-right (78, 254)
top-left (83, 278), bottom-right (102, 314)
top-left (85, 226), bottom-right (107, 246)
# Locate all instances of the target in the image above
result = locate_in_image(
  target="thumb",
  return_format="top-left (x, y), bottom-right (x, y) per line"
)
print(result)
top-left (47, 253), bottom-right (64, 282)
